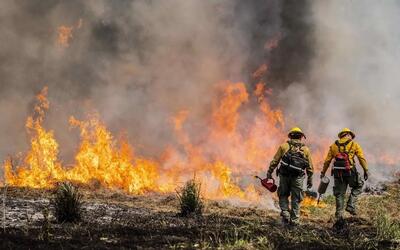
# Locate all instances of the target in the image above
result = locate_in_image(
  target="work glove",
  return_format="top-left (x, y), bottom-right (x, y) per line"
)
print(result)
top-left (307, 177), bottom-right (313, 189)
top-left (364, 171), bottom-right (369, 181)
top-left (320, 172), bottom-right (325, 179)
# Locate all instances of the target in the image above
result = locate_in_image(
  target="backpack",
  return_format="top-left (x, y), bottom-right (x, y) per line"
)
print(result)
top-left (332, 140), bottom-right (353, 178)
top-left (279, 141), bottom-right (309, 176)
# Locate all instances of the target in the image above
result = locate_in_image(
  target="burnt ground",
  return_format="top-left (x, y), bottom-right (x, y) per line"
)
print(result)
top-left (0, 181), bottom-right (399, 250)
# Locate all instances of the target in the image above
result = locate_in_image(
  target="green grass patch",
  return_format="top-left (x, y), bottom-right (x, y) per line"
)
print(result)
top-left (374, 211), bottom-right (400, 242)
top-left (52, 182), bottom-right (83, 223)
top-left (177, 179), bottom-right (203, 217)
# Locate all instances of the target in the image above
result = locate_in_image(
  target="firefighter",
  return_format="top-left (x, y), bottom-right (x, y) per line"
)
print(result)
top-left (267, 127), bottom-right (314, 226)
top-left (321, 128), bottom-right (368, 223)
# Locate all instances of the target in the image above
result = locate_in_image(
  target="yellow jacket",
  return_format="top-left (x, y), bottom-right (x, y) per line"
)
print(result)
top-left (268, 139), bottom-right (313, 176)
top-left (322, 138), bottom-right (368, 174)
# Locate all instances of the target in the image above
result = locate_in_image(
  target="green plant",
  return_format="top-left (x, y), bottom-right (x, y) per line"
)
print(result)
top-left (374, 212), bottom-right (400, 242)
top-left (177, 179), bottom-right (203, 216)
top-left (52, 182), bottom-right (83, 223)
top-left (322, 194), bottom-right (336, 206)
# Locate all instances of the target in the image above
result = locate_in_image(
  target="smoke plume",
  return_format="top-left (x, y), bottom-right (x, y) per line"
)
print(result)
top-left (0, 0), bottom-right (283, 160)
top-left (0, 0), bottom-right (398, 190)
top-left (282, 0), bottom-right (400, 181)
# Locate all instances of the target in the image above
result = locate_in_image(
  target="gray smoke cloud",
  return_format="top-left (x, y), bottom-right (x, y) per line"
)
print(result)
top-left (1, 0), bottom-right (398, 188)
top-left (0, 0), bottom-right (283, 163)
top-left (281, 0), bottom-right (400, 181)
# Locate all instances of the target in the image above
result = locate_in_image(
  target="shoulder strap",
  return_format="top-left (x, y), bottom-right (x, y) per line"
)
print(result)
top-left (335, 140), bottom-right (342, 153)
top-left (288, 141), bottom-right (294, 152)
top-left (348, 141), bottom-right (354, 155)
top-left (335, 140), bottom-right (353, 153)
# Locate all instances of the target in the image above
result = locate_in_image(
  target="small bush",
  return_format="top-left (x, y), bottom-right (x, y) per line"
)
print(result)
top-left (177, 179), bottom-right (203, 216)
top-left (52, 182), bottom-right (83, 223)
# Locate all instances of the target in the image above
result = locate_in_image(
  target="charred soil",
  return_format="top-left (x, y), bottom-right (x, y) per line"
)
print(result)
top-left (0, 181), bottom-right (399, 250)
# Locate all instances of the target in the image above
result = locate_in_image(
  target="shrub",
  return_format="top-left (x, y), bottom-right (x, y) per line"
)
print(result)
top-left (177, 179), bottom-right (203, 216)
top-left (52, 182), bottom-right (83, 223)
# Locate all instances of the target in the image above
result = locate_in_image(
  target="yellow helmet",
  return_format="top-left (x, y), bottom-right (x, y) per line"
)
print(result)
top-left (338, 128), bottom-right (355, 139)
top-left (288, 127), bottom-right (306, 139)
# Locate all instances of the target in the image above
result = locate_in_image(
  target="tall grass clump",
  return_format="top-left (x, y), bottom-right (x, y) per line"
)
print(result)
top-left (374, 209), bottom-right (400, 242)
top-left (52, 182), bottom-right (83, 223)
top-left (177, 179), bottom-right (203, 216)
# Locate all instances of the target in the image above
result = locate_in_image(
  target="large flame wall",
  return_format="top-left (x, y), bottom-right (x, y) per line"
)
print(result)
top-left (3, 83), bottom-right (322, 203)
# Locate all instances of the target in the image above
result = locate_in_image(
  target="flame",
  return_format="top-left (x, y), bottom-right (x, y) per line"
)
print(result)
top-left (57, 25), bottom-right (73, 48)
top-left (5, 82), bottom-right (285, 203)
top-left (7, 81), bottom-right (397, 204)
top-left (5, 87), bottom-right (65, 187)
top-left (66, 116), bottom-right (161, 194)
top-left (302, 197), bottom-right (326, 208)
top-left (252, 64), bottom-right (268, 79)
top-left (300, 197), bottom-right (327, 217)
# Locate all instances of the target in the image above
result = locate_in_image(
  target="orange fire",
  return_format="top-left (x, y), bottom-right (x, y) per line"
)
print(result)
top-left (57, 25), bottom-right (74, 48)
top-left (252, 64), bottom-right (268, 79)
top-left (5, 81), bottom-right (397, 205)
top-left (301, 197), bottom-right (327, 217)
top-left (5, 87), bottom-right (65, 188)
top-left (302, 197), bottom-right (326, 208)
top-left (4, 82), bottom-right (287, 203)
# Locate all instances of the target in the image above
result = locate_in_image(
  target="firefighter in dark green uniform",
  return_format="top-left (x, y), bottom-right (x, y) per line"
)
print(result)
top-left (267, 127), bottom-right (314, 225)
top-left (321, 128), bottom-right (368, 223)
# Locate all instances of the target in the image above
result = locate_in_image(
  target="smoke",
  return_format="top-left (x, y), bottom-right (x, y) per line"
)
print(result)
top-left (282, 0), bottom-right (400, 181)
top-left (1, 0), bottom-right (398, 192)
top-left (0, 0), bottom-right (284, 162)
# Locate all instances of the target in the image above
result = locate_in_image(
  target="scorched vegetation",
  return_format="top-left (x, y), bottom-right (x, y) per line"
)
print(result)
top-left (0, 179), bottom-right (399, 249)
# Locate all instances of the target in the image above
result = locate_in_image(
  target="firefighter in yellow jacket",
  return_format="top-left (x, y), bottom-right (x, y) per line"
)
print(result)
top-left (321, 128), bottom-right (368, 221)
top-left (267, 127), bottom-right (314, 225)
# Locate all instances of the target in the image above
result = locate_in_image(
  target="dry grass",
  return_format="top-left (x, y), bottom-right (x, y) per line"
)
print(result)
top-left (0, 181), bottom-right (399, 249)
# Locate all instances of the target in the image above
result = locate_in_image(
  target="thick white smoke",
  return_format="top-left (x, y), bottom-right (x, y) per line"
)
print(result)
top-left (283, 0), bottom-right (400, 181)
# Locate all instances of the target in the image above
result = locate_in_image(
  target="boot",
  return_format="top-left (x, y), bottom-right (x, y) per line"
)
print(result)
top-left (290, 218), bottom-right (300, 226)
top-left (281, 211), bottom-right (290, 226)
top-left (345, 206), bottom-right (357, 216)
top-left (333, 217), bottom-right (345, 230)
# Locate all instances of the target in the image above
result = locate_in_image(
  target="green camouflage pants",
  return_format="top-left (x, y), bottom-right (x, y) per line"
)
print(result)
top-left (333, 172), bottom-right (364, 219)
top-left (278, 174), bottom-right (304, 222)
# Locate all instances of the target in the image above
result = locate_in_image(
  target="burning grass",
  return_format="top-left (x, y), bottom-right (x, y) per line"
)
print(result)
top-left (2, 82), bottom-right (400, 249)
top-left (3, 84), bottom-right (285, 203)
top-left (3, 84), bottom-right (399, 209)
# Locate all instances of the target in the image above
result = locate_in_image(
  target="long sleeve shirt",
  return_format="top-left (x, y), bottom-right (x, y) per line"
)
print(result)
top-left (322, 138), bottom-right (368, 174)
top-left (268, 139), bottom-right (314, 177)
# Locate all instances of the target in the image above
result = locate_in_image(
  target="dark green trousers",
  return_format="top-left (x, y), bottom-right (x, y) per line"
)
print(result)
top-left (333, 172), bottom-right (364, 219)
top-left (278, 174), bottom-right (304, 222)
